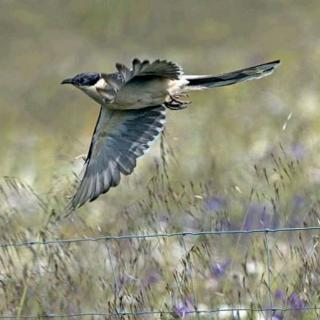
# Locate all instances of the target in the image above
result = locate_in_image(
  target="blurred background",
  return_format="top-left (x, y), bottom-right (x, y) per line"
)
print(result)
top-left (0, 0), bottom-right (320, 318)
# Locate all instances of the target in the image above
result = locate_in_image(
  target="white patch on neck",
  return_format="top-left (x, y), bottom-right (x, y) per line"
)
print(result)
top-left (94, 78), bottom-right (107, 89)
top-left (80, 77), bottom-right (107, 104)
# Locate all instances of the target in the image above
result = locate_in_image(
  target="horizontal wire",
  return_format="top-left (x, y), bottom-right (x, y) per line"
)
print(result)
top-left (0, 226), bottom-right (319, 248)
top-left (1, 306), bottom-right (319, 318)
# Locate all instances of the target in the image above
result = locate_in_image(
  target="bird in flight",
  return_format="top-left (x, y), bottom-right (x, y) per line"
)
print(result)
top-left (61, 58), bottom-right (280, 209)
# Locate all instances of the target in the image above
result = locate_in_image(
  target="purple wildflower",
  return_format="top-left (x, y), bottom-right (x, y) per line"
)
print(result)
top-left (288, 293), bottom-right (305, 310)
top-left (290, 143), bottom-right (306, 160)
top-left (173, 300), bottom-right (192, 318)
top-left (272, 313), bottom-right (284, 320)
top-left (293, 195), bottom-right (305, 210)
top-left (204, 196), bottom-right (226, 213)
top-left (118, 275), bottom-right (130, 290)
top-left (286, 195), bottom-right (308, 228)
top-left (274, 289), bottom-right (286, 301)
top-left (211, 260), bottom-right (230, 278)
top-left (142, 271), bottom-right (161, 288)
top-left (243, 203), bottom-right (272, 230)
top-left (259, 206), bottom-right (273, 228)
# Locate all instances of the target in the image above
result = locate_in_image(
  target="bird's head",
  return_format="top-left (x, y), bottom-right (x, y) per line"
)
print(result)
top-left (61, 72), bottom-right (101, 87)
top-left (61, 72), bottom-right (107, 104)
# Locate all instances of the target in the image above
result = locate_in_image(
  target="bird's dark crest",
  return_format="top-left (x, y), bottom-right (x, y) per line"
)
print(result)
top-left (72, 72), bottom-right (101, 86)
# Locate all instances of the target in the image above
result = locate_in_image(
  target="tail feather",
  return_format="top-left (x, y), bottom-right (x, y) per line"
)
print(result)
top-left (185, 60), bottom-right (280, 90)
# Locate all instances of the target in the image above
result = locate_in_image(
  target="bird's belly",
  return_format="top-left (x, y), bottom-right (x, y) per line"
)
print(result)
top-left (111, 78), bottom-right (170, 110)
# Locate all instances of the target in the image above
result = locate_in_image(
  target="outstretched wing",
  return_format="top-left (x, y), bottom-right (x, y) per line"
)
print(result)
top-left (101, 59), bottom-right (183, 101)
top-left (123, 58), bottom-right (182, 81)
top-left (71, 105), bottom-right (166, 209)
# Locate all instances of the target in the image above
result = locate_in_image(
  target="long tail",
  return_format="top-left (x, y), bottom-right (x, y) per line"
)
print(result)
top-left (184, 60), bottom-right (280, 90)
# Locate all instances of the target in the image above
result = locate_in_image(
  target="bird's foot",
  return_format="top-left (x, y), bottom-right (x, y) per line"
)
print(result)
top-left (165, 94), bottom-right (191, 110)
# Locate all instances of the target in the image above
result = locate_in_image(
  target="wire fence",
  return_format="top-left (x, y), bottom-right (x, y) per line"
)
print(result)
top-left (1, 226), bottom-right (320, 248)
top-left (1, 225), bottom-right (320, 319)
top-left (1, 306), bottom-right (320, 319)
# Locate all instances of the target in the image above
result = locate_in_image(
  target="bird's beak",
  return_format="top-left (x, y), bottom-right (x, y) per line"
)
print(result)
top-left (61, 78), bottom-right (74, 85)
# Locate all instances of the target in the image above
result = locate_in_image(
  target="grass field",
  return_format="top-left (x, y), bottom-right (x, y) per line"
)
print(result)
top-left (0, 1), bottom-right (320, 319)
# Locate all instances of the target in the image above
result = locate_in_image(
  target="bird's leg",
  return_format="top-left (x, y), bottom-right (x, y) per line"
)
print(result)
top-left (165, 94), bottom-right (191, 110)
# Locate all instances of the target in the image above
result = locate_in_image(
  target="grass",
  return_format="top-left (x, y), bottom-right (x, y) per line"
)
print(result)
top-left (0, 141), bottom-right (319, 319)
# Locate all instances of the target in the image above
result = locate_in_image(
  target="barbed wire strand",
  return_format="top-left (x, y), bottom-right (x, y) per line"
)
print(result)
top-left (0, 226), bottom-right (319, 248)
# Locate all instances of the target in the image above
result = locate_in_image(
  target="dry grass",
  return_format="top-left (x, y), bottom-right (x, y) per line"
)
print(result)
top-left (0, 145), bottom-right (319, 319)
